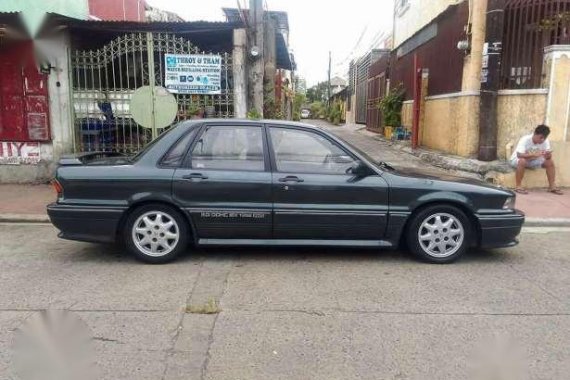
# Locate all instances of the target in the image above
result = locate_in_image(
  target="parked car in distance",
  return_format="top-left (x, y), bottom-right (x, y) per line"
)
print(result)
top-left (300, 109), bottom-right (311, 119)
top-left (48, 120), bottom-right (524, 264)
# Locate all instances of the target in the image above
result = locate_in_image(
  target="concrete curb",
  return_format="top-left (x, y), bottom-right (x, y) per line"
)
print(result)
top-left (0, 214), bottom-right (50, 223)
top-left (524, 218), bottom-right (570, 227)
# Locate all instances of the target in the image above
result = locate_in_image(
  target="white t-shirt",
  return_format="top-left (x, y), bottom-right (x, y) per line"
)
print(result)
top-left (511, 134), bottom-right (551, 161)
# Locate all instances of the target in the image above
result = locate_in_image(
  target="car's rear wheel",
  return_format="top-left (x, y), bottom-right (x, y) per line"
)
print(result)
top-left (406, 205), bottom-right (471, 264)
top-left (124, 204), bottom-right (189, 263)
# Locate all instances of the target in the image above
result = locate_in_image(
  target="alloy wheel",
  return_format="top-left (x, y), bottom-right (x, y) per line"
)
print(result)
top-left (132, 211), bottom-right (180, 257)
top-left (417, 213), bottom-right (465, 258)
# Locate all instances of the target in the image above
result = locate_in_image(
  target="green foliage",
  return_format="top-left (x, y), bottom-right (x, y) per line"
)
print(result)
top-left (310, 102), bottom-right (325, 119)
top-left (306, 82), bottom-right (328, 103)
top-left (264, 98), bottom-right (284, 120)
top-left (187, 102), bottom-right (201, 116)
top-left (378, 86), bottom-right (405, 127)
top-left (292, 93), bottom-right (306, 122)
top-left (327, 100), bottom-right (343, 125)
top-left (247, 108), bottom-right (262, 120)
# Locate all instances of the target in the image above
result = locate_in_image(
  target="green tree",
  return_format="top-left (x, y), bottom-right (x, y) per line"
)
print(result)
top-left (306, 81), bottom-right (328, 103)
top-left (292, 93), bottom-right (306, 121)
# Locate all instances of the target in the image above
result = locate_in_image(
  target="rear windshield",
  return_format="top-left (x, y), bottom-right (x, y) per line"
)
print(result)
top-left (130, 127), bottom-right (176, 162)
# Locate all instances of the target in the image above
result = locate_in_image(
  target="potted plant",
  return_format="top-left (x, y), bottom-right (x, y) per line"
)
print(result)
top-left (378, 86), bottom-right (405, 138)
top-left (187, 103), bottom-right (204, 119)
top-left (204, 96), bottom-right (216, 118)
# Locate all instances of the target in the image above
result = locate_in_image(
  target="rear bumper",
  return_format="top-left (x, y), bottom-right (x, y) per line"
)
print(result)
top-left (477, 210), bottom-right (525, 249)
top-left (47, 203), bottom-right (125, 243)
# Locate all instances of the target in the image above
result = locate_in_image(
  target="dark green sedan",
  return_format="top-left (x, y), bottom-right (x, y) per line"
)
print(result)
top-left (48, 120), bottom-right (524, 264)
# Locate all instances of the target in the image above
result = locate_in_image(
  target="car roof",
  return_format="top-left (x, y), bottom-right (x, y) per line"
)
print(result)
top-left (179, 118), bottom-right (323, 131)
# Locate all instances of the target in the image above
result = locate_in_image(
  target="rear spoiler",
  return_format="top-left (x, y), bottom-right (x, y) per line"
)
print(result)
top-left (58, 152), bottom-right (126, 166)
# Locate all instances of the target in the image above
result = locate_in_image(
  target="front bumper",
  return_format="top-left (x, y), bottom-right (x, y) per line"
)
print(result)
top-left (47, 203), bottom-right (125, 244)
top-left (477, 210), bottom-right (525, 248)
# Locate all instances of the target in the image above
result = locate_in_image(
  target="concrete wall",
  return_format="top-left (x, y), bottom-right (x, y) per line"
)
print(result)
top-left (421, 92), bottom-right (480, 156)
top-left (0, 0), bottom-right (88, 36)
top-left (544, 47), bottom-right (570, 142)
top-left (496, 90), bottom-right (548, 159)
top-left (393, 0), bottom-right (464, 48)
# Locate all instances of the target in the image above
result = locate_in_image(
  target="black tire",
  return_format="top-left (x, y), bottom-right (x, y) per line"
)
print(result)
top-left (406, 205), bottom-right (471, 264)
top-left (123, 204), bottom-right (189, 264)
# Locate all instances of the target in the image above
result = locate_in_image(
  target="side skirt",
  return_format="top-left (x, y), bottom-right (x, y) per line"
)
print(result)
top-left (197, 239), bottom-right (395, 248)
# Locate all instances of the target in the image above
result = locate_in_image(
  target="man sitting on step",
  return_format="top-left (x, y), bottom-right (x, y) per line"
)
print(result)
top-left (510, 124), bottom-right (563, 195)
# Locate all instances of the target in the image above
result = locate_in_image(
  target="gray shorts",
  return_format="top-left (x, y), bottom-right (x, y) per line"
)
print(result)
top-left (510, 157), bottom-right (545, 169)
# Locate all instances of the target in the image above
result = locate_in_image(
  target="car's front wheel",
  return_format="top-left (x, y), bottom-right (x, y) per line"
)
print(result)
top-left (124, 204), bottom-right (189, 263)
top-left (406, 205), bottom-right (471, 264)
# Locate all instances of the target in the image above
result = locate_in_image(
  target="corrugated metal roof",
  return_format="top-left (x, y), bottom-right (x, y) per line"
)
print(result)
top-left (0, 11), bottom-right (30, 39)
top-left (42, 13), bottom-right (243, 34)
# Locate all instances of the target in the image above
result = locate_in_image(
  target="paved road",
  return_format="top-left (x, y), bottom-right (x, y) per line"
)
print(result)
top-left (1, 223), bottom-right (569, 380)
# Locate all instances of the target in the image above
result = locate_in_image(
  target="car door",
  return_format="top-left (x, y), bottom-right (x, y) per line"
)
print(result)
top-left (172, 123), bottom-right (272, 240)
top-left (268, 125), bottom-right (389, 241)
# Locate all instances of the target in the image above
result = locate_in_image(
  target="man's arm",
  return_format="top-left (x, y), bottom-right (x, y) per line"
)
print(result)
top-left (517, 151), bottom-right (542, 159)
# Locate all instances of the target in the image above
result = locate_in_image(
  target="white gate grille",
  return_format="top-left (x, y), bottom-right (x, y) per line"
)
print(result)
top-left (71, 32), bottom-right (233, 153)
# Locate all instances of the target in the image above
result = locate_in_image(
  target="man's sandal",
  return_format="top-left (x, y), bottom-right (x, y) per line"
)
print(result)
top-left (515, 188), bottom-right (529, 195)
top-left (548, 188), bottom-right (564, 195)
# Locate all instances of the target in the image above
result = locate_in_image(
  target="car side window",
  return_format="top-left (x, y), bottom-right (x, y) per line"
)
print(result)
top-left (160, 129), bottom-right (198, 167)
top-left (190, 126), bottom-right (265, 171)
top-left (269, 128), bottom-right (356, 174)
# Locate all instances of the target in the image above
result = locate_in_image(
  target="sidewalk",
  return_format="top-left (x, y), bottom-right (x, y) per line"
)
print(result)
top-left (0, 184), bottom-right (53, 222)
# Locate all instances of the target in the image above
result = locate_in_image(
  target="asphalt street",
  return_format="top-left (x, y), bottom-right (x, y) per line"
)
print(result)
top-left (0, 223), bottom-right (569, 380)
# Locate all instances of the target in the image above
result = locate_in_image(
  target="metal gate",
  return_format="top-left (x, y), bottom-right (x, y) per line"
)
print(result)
top-left (71, 32), bottom-right (233, 153)
top-left (501, 0), bottom-right (570, 89)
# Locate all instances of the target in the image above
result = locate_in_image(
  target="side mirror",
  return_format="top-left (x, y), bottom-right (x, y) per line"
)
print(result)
top-left (347, 160), bottom-right (372, 177)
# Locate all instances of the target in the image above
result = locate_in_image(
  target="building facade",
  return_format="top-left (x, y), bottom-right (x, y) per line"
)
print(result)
top-left (0, 4), bottom-right (292, 183)
top-left (378, 0), bottom-right (570, 187)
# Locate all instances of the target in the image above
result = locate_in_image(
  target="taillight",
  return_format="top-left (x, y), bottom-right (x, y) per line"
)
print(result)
top-left (52, 179), bottom-right (63, 199)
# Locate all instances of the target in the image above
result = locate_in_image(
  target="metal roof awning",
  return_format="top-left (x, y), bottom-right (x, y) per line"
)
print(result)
top-left (40, 13), bottom-right (244, 35)
top-left (0, 12), bottom-right (30, 40)
top-left (276, 32), bottom-right (292, 71)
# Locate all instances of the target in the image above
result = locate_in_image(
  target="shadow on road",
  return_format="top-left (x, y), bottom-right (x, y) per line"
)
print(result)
top-left (65, 242), bottom-right (519, 266)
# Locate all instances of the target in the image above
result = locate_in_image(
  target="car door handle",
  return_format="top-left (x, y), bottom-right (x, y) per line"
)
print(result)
top-left (278, 176), bottom-right (304, 183)
top-left (182, 173), bottom-right (209, 180)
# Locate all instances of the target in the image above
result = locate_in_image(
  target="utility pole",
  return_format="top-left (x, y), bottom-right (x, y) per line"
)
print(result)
top-left (327, 51), bottom-right (331, 108)
top-left (249, 0), bottom-right (264, 117)
top-left (478, 0), bottom-right (505, 161)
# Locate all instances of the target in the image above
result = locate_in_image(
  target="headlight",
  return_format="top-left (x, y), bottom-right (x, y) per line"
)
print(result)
top-left (503, 196), bottom-right (516, 210)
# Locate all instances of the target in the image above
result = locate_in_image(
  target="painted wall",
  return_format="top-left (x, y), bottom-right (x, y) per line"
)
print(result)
top-left (0, 0), bottom-right (88, 36)
top-left (393, 0), bottom-right (464, 48)
top-left (0, 31), bottom-right (73, 183)
top-left (421, 93), bottom-right (479, 156)
top-left (401, 101), bottom-right (414, 128)
top-left (496, 91), bottom-right (548, 159)
top-left (543, 48), bottom-right (570, 142)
